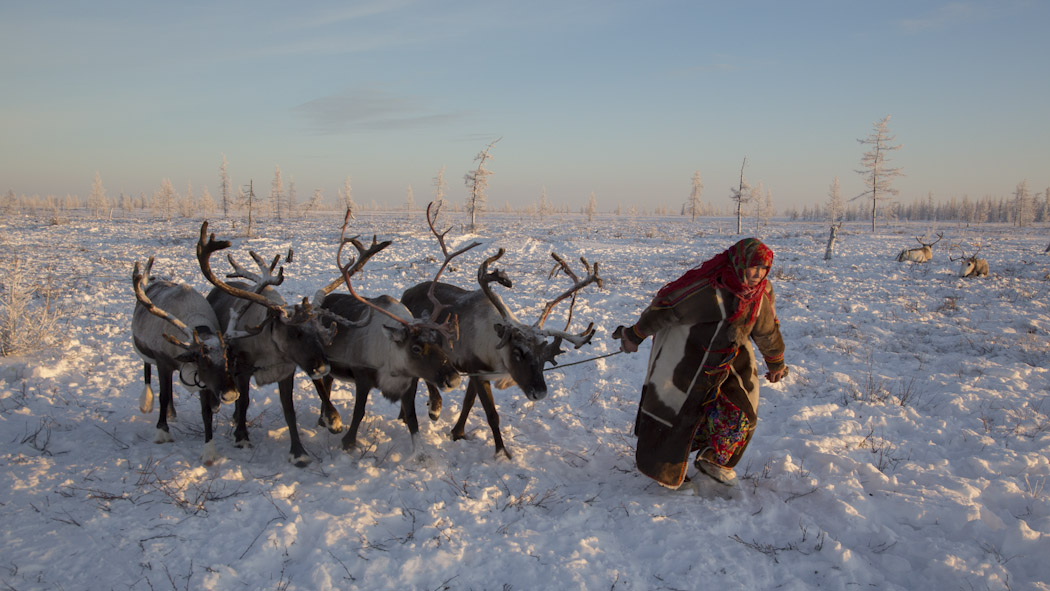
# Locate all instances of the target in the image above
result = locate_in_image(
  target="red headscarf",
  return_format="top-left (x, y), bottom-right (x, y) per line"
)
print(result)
top-left (652, 238), bottom-right (774, 324)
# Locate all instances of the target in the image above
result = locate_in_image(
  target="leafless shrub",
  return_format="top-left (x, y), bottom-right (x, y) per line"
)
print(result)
top-left (0, 258), bottom-right (66, 356)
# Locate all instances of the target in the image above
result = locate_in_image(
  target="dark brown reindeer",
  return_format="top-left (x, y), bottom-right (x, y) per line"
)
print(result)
top-left (131, 257), bottom-right (239, 465)
top-left (400, 203), bottom-right (601, 459)
top-left (197, 222), bottom-right (335, 467)
top-left (309, 210), bottom-right (464, 455)
top-left (949, 242), bottom-right (990, 278)
top-left (896, 232), bottom-right (943, 263)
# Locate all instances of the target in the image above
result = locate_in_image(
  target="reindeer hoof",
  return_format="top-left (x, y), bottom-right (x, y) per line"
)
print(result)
top-left (153, 428), bottom-right (174, 444)
top-left (495, 447), bottom-right (513, 461)
top-left (233, 436), bottom-right (251, 449)
top-left (318, 414), bottom-right (344, 434)
top-left (427, 397), bottom-right (442, 421)
top-left (290, 453), bottom-right (312, 468)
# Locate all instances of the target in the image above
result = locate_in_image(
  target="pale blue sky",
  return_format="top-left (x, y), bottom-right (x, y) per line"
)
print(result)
top-left (2, 1), bottom-right (1047, 213)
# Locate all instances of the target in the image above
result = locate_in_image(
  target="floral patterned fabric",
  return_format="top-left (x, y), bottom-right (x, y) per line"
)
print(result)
top-left (692, 392), bottom-right (751, 465)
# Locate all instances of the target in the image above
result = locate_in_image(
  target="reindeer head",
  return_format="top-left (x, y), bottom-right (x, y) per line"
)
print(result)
top-left (197, 222), bottom-right (332, 380)
top-left (132, 258), bottom-right (239, 404)
top-left (334, 209), bottom-right (462, 391)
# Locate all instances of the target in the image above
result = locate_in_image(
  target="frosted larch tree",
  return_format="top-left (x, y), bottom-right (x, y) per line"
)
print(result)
top-left (464, 137), bottom-right (500, 232)
top-left (340, 176), bottom-right (355, 213)
top-left (729, 157), bottom-right (751, 234)
top-left (155, 178), bottom-right (177, 221)
top-left (199, 186), bottom-right (216, 216)
top-left (1014, 180), bottom-right (1034, 227)
top-left (827, 177), bottom-right (844, 225)
top-left (304, 188), bottom-right (324, 214)
top-left (405, 186), bottom-right (415, 212)
top-left (586, 192), bottom-right (598, 222)
top-left (433, 166), bottom-right (448, 211)
top-left (855, 115), bottom-right (903, 232)
top-left (219, 154), bottom-right (231, 218)
top-left (538, 186), bottom-right (550, 219)
top-left (270, 166), bottom-right (285, 221)
top-left (88, 172), bottom-right (107, 218)
top-left (687, 170), bottom-right (704, 221)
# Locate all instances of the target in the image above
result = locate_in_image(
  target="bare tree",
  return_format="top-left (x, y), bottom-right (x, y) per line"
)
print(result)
top-left (287, 179), bottom-right (297, 218)
top-left (1014, 180), bottom-right (1034, 227)
top-left (219, 153), bottom-right (231, 218)
top-left (199, 186), bottom-right (217, 216)
top-left (729, 157), bottom-right (751, 234)
top-left (686, 170), bottom-right (704, 221)
top-left (538, 186), bottom-right (551, 219)
top-left (855, 115), bottom-right (904, 232)
top-left (270, 165), bottom-right (285, 221)
top-left (405, 185), bottom-right (415, 212)
top-left (464, 137), bottom-right (501, 232)
top-left (339, 176), bottom-right (355, 212)
top-left (154, 178), bottom-right (177, 221)
top-left (88, 172), bottom-right (108, 218)
top-left (586, 192), bottom-right (598, 222)
top-left (303, 188), bottom-right (324, 214)
top-left (433, 166), bottom-right (448, 211)
top-left (827, 176), bottom-right (844, 225)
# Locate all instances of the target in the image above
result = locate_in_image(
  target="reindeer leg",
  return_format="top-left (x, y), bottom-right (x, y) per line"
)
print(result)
top-left (232, 371), bottom-right (252, 448)
top-left (153, 364), bottom-right (175, 443)
top-left (427, 385), bottom-right (443, 421)
top-left (449, 378), bottom-right (478, 442)
top-left (398, 381), bottom-right (423, 457)
top-left (200, 390), bottom-right (219, 465)
top-left (277, 375), bottom-right (310, 467)
top-left (342, 373), bottom-right (373, 451)
top-left (140, 362), bottom-right (155, 414)
top-left (313, 375), bottom-right (343, 433)
top-left (473, 379), bottom-right (510, 460)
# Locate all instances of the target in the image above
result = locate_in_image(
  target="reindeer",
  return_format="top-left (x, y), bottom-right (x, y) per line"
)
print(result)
top-left (308, 210), bottom-right (464, 455)
top-left (949, 242), bottom-right (990, 277)
top-left (400, 203), bottom-right (601, 459)
top-left (896, 232), bottom-right (943, 263)
top-left (197, 223), bottom-right (335, 467)
top-left (131, 257), bottom-right (239, 464)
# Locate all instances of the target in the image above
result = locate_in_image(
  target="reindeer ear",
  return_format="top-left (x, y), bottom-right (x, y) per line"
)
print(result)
top-left (383, 324), bottom-right (410, 345)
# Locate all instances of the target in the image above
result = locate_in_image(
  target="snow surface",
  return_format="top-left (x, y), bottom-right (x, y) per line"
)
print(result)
top-left (2, 212), bottom-right (1049, 591)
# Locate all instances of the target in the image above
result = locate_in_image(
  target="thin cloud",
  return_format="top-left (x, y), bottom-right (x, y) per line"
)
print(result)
top-left (897, 2), bottom-right (982, 32)
top-left (293, 89), bottom-right (466, 134)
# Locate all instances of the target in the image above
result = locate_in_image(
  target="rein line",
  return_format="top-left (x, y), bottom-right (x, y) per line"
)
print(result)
top-left (459, 350), bottom-right (623, 378)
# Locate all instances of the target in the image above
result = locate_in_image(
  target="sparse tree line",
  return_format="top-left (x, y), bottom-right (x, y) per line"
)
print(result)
top-left (787, 181), bottom-right (1050, 226)
top-left (5, 118), bottom-right (1044, 231)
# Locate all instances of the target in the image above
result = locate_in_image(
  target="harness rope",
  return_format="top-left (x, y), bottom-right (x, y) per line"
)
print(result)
top-left (459, 350), bottom-right (623, 378)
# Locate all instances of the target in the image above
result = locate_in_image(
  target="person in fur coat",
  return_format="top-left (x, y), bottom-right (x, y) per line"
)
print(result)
top-left (617, 238), bottom-right (789, 488)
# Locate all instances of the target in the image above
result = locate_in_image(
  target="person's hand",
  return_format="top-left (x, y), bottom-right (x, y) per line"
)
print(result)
top-left (765, 366), bottom-right (789, 383)
top-left (612, 325), bottom-right (638, 353)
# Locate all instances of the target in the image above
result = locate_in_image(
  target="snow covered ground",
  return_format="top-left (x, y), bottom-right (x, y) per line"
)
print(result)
top-left (1, 211), bottom-right (1049, 590)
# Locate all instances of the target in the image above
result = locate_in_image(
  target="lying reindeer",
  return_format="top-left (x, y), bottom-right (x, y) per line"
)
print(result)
top-left (308, 210), bottom-right (463, 455)
top-left (896, 232), bottom-right (943, 263)
top-left (949, 242), bottom-right (989, 278)
top-left (131, 257), bottom-right (239, 464)
top-left (401, 202), bottom-right (601, 459)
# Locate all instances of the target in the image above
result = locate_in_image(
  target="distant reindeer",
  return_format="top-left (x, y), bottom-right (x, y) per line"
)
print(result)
top-left (308, 210), bottom-right (464, 455)
top-left (949, 242), bottom-right (989, 278)
top-left (896, 232), bottom-right (943, 263)
top-left (401, 202), bottom-right (601, 459)
top-left (131, 257), bottom-right (239, 464)
top-left (197, 223), bottom-right (335, 467)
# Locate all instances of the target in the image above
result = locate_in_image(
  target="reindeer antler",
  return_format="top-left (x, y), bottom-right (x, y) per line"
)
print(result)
top-left (425, 201), bottom-right (481, 323)
top-left (132, 257), bottom-right (195, 348)
top-left (316, 233), bottom-right (392, 300)
top-left (535, 253), bottom-right (602, 330)
top-left (197, 221), bottom-right (287, 317)
top-left (336, 209), bottom-right (414, 329)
